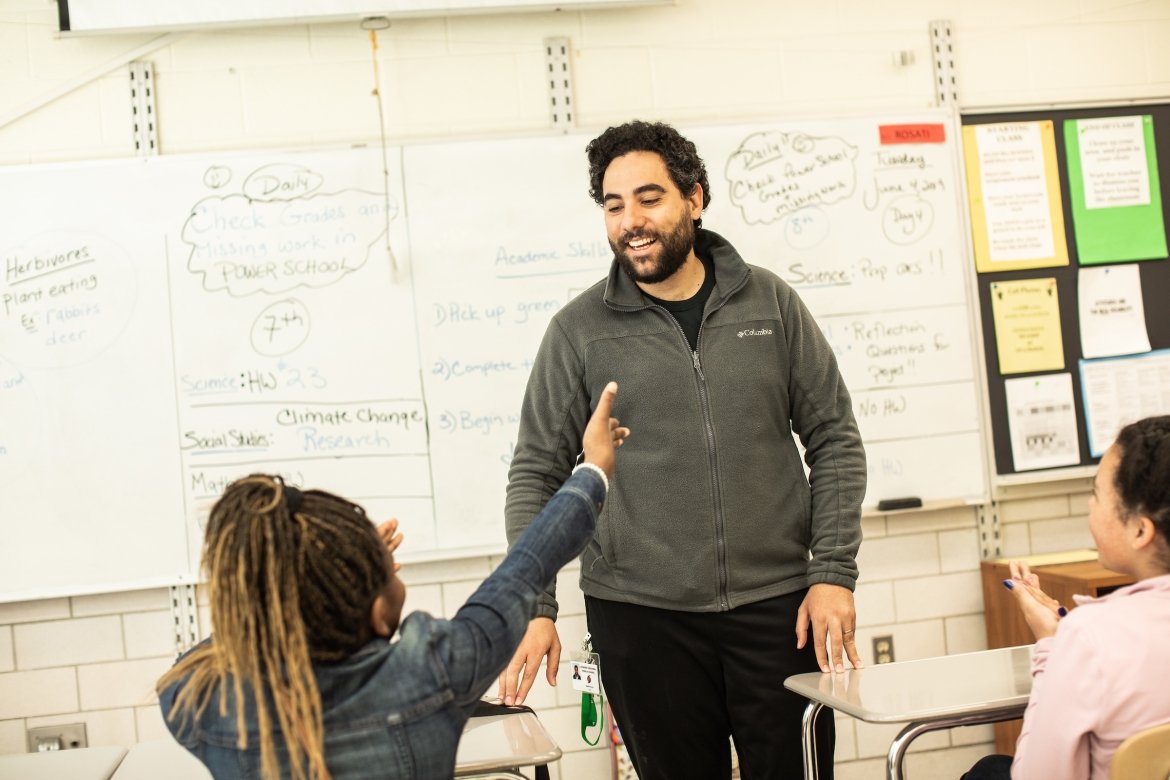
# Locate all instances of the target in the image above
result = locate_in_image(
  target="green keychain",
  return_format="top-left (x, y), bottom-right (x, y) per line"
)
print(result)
top-left (580, 691), bottom-right (603, 745)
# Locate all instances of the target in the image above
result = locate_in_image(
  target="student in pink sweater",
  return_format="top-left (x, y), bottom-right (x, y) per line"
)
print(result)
top-left (964, 415), bottom-right (1170, 779)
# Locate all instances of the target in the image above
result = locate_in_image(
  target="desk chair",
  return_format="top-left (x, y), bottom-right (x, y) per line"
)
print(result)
top-left (1111, 722), bottom-right (1170, 780)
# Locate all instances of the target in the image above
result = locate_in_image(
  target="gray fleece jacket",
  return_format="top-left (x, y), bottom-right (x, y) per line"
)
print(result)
top-left (504, 229), bottom-right (866, 619)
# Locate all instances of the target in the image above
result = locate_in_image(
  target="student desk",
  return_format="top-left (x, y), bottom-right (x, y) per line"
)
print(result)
top-left (110, 740), bottom-right (210, 779)
top-left (454, 711), bottom-right (561, 777)
top-left (86, 711), bottom-right (559, 780)
top-left (0, 745), bottom-right (126, 780)
top-left (784, 645), bottom-right (1034, 780)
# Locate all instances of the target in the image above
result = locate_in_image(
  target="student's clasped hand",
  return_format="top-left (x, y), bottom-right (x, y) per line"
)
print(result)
top-left (377, 518), bottom-right (404, 572)
top-left (1005, 561), bottom-right (1064, 640)
top-left (498, 380), bottom-right (628, 706)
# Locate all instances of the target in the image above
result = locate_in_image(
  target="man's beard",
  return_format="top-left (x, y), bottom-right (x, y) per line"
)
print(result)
top-left (612, 216), bottom-right (695, 285)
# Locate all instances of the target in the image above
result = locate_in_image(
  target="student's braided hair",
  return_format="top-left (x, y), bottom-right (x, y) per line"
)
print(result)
top-left (156, 474), bottom-right (388, 780)
top-left (586, 120), bottom-right (711, 229)
top-left (1113, 416), bottom-right (1170, 566)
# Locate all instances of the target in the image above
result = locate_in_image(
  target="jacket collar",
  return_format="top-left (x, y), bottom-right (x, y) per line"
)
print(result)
top-left (603, 228), bottom-right (752, 311)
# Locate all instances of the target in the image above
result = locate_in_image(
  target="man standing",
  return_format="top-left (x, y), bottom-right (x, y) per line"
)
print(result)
top-left (501, 120), bottom-right (866, 779)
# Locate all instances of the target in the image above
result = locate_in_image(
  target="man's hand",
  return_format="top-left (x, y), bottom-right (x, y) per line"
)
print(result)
top-left (497, 617), bottom-right (561, 705)
top-left (796, 583), bottom-right (863, 674)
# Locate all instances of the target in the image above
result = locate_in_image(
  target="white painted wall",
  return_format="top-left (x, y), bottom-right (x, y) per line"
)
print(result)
top-left (1, 0), bottom-right (1166, 776)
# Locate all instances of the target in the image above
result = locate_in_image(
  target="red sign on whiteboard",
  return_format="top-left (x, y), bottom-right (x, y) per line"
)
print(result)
top-left (879, 124), bottom-right (946, 144)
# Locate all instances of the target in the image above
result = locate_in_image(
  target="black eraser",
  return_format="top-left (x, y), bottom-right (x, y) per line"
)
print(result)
top-left (877, 497), bottom-right (922, 511)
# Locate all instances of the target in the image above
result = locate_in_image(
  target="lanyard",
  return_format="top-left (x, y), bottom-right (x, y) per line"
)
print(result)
top-left (575, 632), bottom-right (604, 746)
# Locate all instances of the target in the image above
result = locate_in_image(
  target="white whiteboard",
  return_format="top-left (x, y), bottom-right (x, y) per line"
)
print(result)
top-left (0, 109), bottom-right (988, 601)
top-left (0, 147), bottom-right (427, 601)
top-left (0, 159), bottom-right (189, 599)
top-left (407, 134), bottom-right (612, 548)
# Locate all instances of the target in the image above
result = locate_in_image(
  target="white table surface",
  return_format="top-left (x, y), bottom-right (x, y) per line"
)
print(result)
top-left (109, 739), bottom-right (211, 780)
top-left (784, 644), bottom-right (1034, 723)
top-left (454, 711), bottom-right (562, 777)
top-left (79, 711), bottom-right (559, 779)
top-left (0, 745), bottom-right (126, 780)
top-left (784, 645), bottom-right (1035, 780)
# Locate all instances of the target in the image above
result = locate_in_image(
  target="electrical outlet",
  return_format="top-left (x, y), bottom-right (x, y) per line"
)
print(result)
top-left (26, 723), bottom-right (87, 752)
top-left (872, 634), bottom-right (895, 664)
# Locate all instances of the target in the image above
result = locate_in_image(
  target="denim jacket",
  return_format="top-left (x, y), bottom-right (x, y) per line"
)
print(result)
top-left (159, 468), bottom-right (606, 779)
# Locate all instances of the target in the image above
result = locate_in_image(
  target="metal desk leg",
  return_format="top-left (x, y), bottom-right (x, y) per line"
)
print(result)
top-left (801, 700), bottom-right (824, 780)
top-left (886, 709), bottom-right (1026, 780)
top-left (886, 721), bottom-right (936, 780)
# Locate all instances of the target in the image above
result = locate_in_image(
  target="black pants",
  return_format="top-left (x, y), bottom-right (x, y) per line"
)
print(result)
top-left (586, 592), bottom-right (834, 780)
top-left (960, 754), bottom-right (1012, 780)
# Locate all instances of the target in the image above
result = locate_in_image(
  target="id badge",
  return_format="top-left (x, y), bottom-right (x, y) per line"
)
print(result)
top-left (570, 657), bottom-right (600, 695)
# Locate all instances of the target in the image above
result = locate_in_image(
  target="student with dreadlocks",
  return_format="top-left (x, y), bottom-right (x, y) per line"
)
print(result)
top-left (157, 381), bottom-right (630, 780)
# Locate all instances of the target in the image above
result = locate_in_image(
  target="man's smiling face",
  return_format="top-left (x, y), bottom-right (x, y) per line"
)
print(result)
top-left (602, 150), bottom-right (702, 285)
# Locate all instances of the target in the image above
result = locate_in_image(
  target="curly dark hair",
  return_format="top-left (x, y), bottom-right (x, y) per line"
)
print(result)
top-left (586, 120), bottom-right (711, 229)
top-left (1113, 415), bottom-right (1170, 565)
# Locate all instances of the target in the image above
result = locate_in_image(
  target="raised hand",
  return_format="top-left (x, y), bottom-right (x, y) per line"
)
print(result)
top-left (582, 381), bottom-right (630, 478)
top-left (376, 518), bottom-right (404, 572)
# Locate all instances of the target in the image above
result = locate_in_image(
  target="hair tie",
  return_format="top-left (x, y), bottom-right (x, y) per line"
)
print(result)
top-left (285, 485), bottom-right (304, 514)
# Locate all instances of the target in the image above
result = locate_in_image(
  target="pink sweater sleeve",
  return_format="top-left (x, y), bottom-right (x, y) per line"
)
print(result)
top-left (1011, 619), bottom-right (1101, 780)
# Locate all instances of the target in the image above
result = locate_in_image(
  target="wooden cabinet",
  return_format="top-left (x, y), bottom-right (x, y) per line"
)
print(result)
top-left (979, 553), bottom-right (1133, 754)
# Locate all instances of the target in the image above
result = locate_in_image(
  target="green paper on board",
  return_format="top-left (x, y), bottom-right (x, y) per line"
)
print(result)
top-left (1064, 115), bottom-right (1167, 264)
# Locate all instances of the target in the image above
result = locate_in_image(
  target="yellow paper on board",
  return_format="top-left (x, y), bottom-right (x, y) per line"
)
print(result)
top-left (990, 277), bottom-right (1065, 374)
top-left (963, 121), bottom-right (1070, 273)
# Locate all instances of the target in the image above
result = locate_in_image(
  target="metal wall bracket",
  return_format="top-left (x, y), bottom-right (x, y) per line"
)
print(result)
top-left (129, 60), bottom-right (158, 155)
top-left (929, 20), bottom-right (959, 107)
top-left (977, 501), bottom-right (1002, 560)
top-left (169, 583), bottom-right (200, 656)
top-left (543, 37), bottom-right (575, 131)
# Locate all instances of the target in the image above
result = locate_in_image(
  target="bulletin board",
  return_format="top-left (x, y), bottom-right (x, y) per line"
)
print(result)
top-left (962, 103), bottom-right (1170, 478)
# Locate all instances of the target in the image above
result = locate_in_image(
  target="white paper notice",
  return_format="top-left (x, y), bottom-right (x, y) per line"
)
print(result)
top-left (1004, 373), bottom-right (1080, 470)
top-left (1076, 116), bottom-right (1151, 209)
top-left (1078, 265), bottom-right (1151, 358)
top-left (1080, 350), bottom-right (1170, 456)
top-left (975, 123), bottom-right (1056, 262)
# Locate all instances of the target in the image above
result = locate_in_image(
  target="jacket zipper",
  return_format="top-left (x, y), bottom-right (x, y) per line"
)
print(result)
top-left (691, 269), bottom-right (750, 611)
top-left (692, 341), bottom-right (731, 610)
top-left (631, 261), bottom-right (751, 612)
top-left (650, 306), bottom-right (733, 611)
